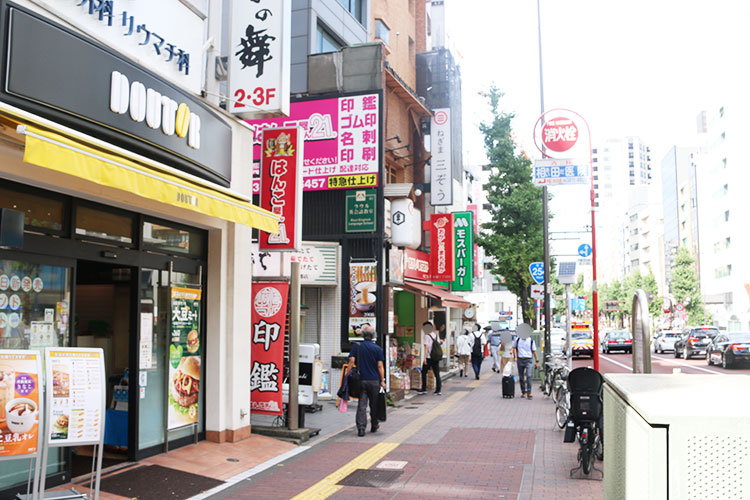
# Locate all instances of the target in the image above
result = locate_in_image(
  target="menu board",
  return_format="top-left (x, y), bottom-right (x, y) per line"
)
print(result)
top-left (0, 350), bottom-right (42, 459)
top-left (168, 287), bottom-right (201, 430)
top-left (45, 348), bottom-right (105, 446)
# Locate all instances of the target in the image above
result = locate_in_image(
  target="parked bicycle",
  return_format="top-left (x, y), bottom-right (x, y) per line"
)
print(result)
top-left (564, 367), bottom-right (604, 477)
top-left (541, 353), bottom-right (568, 403)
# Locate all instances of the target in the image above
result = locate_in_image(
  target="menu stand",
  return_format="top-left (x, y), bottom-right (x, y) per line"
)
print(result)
top-left (35, 348), bottom-right (106, 500)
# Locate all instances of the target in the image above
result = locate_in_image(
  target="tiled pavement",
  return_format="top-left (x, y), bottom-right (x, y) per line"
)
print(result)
top-left (210, 365), bottom-right (604, 500)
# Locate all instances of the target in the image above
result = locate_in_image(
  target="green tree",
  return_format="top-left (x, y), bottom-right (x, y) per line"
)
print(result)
top-left (671, 246), bottom-right (710, 324)
top-left (476, 86), bottom-right (545, 323)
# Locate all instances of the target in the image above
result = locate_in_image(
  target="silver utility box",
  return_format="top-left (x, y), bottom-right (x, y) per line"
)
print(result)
top-left (604, 374), bottom-right (750, 500)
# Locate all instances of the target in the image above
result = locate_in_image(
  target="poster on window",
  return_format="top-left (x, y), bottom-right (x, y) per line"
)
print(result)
top-left (168, 287), bottom-right (202, 430)
top-left (348, 262), bottom-right (377, 338)
top-left (46, 348), bottom-right (104, 446)
top-left (0, 350), bottom-right (42, 459)
top-left (250, 282), bottom-right (289, 415)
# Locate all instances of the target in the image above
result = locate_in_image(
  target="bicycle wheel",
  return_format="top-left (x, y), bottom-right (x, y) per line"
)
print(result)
top-left (582, 440), bottom-right (593, 474)
top-left (555, 386), bottom-right (569, 429)
top-left (541, 371), bottom-right (551, 396)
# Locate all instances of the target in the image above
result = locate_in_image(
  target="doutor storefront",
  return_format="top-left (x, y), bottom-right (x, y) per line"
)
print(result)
top-left (0, 1), bottom-right (277, 496)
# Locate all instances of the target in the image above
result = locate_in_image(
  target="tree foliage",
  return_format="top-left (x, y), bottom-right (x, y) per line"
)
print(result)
top-left (476, 86), bottom-right (545, 323)
top-left (600, 268), bottom-right (663, 327)
top-left (671, 246), bottom-right (710, 324)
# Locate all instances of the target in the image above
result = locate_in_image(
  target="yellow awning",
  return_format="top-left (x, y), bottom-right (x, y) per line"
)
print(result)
top-left (18, 124), bottom-right (279, 233)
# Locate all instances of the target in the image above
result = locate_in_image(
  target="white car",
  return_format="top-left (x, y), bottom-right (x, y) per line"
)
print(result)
top-left (550, 327), bottom-right (567, 354)
top-left (654, 330), bottom-right (681, 353)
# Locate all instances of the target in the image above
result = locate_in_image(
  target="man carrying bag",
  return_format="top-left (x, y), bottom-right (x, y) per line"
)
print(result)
top-left (347, 325), bottom-right (386, 436)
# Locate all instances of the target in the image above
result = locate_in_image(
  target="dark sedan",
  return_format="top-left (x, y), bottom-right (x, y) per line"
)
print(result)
top-left (601, 330), bottom-right (632, 354)
top-left (707, 332), bottom-right (750, 369)
top-left (674, 326), bottom-right (719, 359)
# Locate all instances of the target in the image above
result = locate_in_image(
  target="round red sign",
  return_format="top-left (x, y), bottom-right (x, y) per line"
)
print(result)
top-left (541, 118), bottom-right (578, 152)
top-left (434, 110), bottom-right (449, 126)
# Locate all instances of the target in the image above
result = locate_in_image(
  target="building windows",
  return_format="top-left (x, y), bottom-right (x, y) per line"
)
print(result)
top-left (725, 210), bottom-right (730, 222)
top-left (336, 0), bottom-right (364, 24)
top-left (722, 184), bottom-right (728, 195)
top-left (409, 36), bottom-right (415, 63)
top-left (375, 19), bottom-right (390, 45)
top-left (719, 106), bottom-right (724, 117)
top-left (715, 264), bottom-right (732, 279)
top-left (593, 175), bottom-right (598, 180)
top-left (315, 23), bottom-right (343, 54)
top-left (680, 203), bottom-right (686, 212)
top-left (722, 158), bottom-right (727, 168)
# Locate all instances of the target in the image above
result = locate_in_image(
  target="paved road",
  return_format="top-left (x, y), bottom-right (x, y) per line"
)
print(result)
top-left (571, 350), bottom-right (750, 375)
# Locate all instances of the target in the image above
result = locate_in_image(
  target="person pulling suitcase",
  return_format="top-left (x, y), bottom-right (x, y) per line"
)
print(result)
top-left (501, 362), bottom-right (515, 398)
top-left (511, 323), bottom-right (539, 399)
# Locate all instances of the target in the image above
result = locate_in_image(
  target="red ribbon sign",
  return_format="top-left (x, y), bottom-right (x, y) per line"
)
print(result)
top-left (430, 213), bottom-right (454, 281)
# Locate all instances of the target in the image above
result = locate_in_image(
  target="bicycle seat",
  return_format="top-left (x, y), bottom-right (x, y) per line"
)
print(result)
top-left (567, 367), bottom-right (603, 423)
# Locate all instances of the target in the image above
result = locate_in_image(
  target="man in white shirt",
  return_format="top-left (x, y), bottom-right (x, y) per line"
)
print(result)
top-left (469, 324), bottom-right (487, 380)
top-left (455, 328), bottom-right (472, 377)
top-left (512, 325), bottom-right (540, 399)
top-left (417, 321), bottom-right (442, 395)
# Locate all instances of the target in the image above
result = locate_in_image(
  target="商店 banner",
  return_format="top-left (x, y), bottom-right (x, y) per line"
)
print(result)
top-left (251, 282), bottom-right (289, 415)
top-left (430, 213), bottom-right (454, 281)
top-left (260, 127), bottom-right (304, 251)
top-left (451, 211), bottom-right (474, 291)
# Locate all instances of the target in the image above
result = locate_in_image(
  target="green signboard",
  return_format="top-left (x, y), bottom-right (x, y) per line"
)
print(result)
top-left (345, 189), bottom-right (377, 232)
top-left (452, 211), bottom-right (474, 291)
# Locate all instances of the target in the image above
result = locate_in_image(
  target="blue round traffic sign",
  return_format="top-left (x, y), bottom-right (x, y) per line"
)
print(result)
top-left (577, 244), bottom-right (592, 258)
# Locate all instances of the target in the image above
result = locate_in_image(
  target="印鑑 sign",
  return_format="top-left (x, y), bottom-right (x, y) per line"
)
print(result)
top-left (246, 93), bottom-right (381, 192)
top-left (451, 211), bottom-right (473, 291)
top-left (259, 127), bottom-right (304, 251)
top-left (349, 262), bottom-right (377, 338)
top-left (430, 108), bottom-right (452, 206)
top-left (0, 350), bottom-right (42, 458)
top-left (168, 288), bottom-right (201, 430)
top-left (345, 189), bottom-right (377, 232)
top-left (532, 158), bottom-right (590, 186)
top-left (430, 213), bottom-right (454, 281)
top-left (228, 0), bottom-right (291, 117)
top-left (251, 282), bottom-right (289, 415)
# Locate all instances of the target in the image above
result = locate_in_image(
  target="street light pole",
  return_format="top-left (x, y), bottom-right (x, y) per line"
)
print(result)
top-left (537, 0), bottom-right (551, 356)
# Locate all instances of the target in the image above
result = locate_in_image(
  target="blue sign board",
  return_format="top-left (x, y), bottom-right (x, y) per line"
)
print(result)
top-left (578, 244), bottom-right (592, 258)
top-left (529, 262), bottom-right (545, 284)
top-left (532, 159), bottom-right (590, 187)
top-left (571, 298), bottom-right (586, 311)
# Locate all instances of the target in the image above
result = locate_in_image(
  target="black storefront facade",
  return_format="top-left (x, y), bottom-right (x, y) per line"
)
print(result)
top-left (0, 2), bottom-right (277, 495)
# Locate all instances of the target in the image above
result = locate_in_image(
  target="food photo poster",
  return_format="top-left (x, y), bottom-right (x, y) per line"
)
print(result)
top-left (168, 287), bottom-right (202, 429)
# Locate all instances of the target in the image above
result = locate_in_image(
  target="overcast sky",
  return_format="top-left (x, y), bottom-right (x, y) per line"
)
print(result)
top-left (446, 0), bottom-right (750, 257)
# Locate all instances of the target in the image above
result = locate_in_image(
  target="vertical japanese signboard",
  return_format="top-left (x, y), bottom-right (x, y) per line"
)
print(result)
top-left (259, 127), bottom-right (304, 251)
top-left (348, 262), bottom-right (377, 338)
top-left (452, 211), bottom-right (474, 291)
top-left (250, 282), bottom-right (289, 415)
top-left (466, 204), bottom-right (479, 279)
top-left (0, 350), bottom-right (42, 458)
top-left (429, 213), bottom-right (454, 281)
top-left (46, 348), bottom-right (105, 445)
top-left (430, 108), bottom-right (452, 206)
top-left (168, 288), bottom-right (202, 430)
top-left (228, 0), bottom-right (291, 116)
top-left (246, 93), bottom-right (381, 192)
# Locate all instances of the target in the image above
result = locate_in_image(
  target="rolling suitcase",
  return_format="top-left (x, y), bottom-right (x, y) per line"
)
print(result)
top-left (502, 376), bottom-right (515, 398)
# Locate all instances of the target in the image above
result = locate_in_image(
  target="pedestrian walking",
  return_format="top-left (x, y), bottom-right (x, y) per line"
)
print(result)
top-left (488, 326), bottom-right (502, 373)
top-left (470, 324), bottom-right (487, 380)
top-left (456, 328), bottom-right (472, 377)
top-left (347, 324), bottom-right (386, 436)
top-left (417, 321), bottom-right (442, 395)
top-left (511, 324), bottom-right (539, 399)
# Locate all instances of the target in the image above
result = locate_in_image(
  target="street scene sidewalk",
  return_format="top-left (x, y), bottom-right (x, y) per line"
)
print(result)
top-left (48, 363), bottom-right (603, 500)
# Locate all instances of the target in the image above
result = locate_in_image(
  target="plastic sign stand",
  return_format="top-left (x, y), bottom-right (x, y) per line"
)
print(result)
top-left (37, 348), bottom-right (106, 500)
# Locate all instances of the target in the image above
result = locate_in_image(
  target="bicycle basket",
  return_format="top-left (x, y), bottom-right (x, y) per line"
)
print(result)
top-left (568, 367), bottom-right (603, 421)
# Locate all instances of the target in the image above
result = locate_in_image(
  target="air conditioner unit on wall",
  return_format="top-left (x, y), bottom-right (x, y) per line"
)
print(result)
top-left (604, 374), bottom-right (750, 499)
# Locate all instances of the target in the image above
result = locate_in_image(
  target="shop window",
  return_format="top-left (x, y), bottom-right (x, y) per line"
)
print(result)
top-left (375, 19), bottom-right (390, 45)
top-left (75, 205), bottom-right (135, 245)
top-left (143, 222), bottom-right (206, 258)
top-left (0, 186), bottom-right (65, 233)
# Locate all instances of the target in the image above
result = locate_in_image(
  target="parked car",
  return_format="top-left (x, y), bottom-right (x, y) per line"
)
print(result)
top-left (600, 330), bottom-right (632, 354)
top-left (571, 331), bottom-right (594, 358)
top-left (674, 326), bottom-right (720, 359)
top-left (550, 327), bottom-right (567, 355)
top-left (654, 330), bottom-right (681, 354)
top-left (706, 332), bottom-right (750, 368)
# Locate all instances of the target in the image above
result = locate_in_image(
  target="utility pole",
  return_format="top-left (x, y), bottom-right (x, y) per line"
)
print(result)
top-left (288, 261), bottom-right (300, 430)
top-left (537, 0), bottom-right (551, 357)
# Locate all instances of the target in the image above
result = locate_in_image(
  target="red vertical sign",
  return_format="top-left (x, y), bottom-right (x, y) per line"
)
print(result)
top-left (250, 282), bottom-right (289, 415)
top-left (260, 127), bottom-right (304, 251)
top-left (429, 213), bottom-right (454, 281)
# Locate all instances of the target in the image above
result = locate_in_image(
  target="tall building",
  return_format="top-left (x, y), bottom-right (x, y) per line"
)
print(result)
top-left (697, 101), bottom-right (750, 330)
top-left (592, 137), bottom-right (652, 285)
top-left (660, 146), bottom-right (701, 294)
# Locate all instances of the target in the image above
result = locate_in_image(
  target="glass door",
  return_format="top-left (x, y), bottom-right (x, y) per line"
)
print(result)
top-left (137, 268), bottom-right (204, 457)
